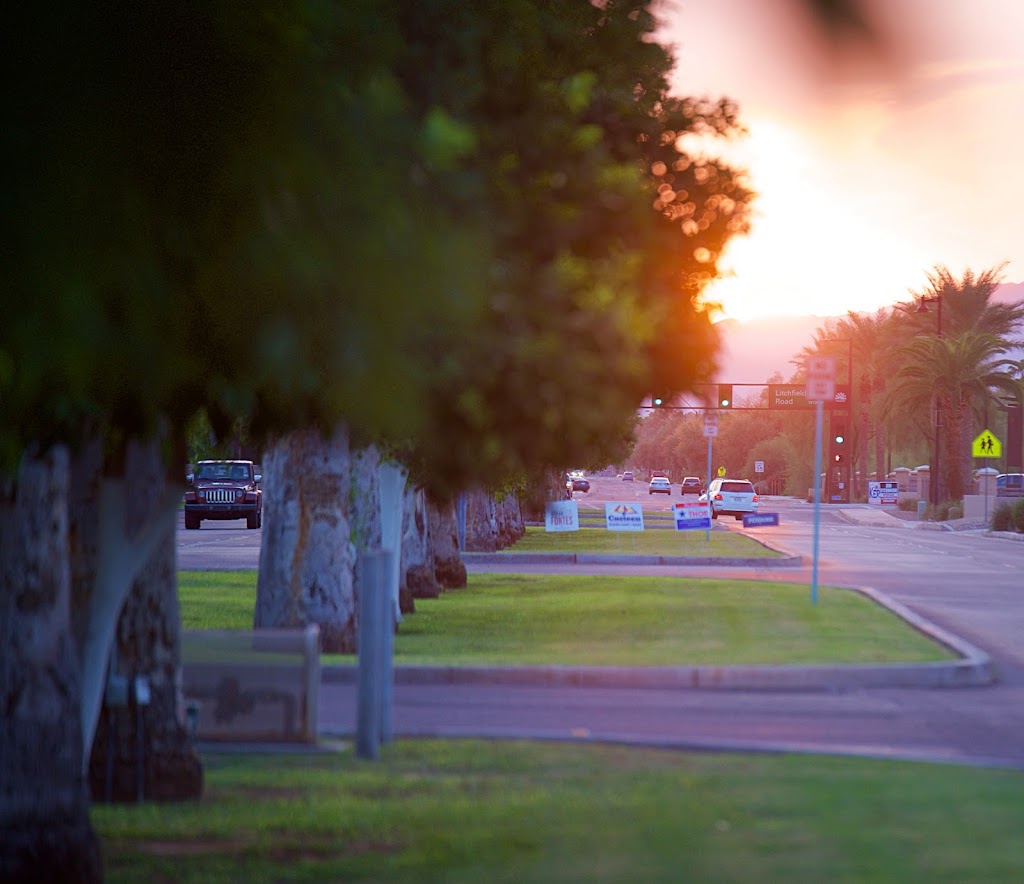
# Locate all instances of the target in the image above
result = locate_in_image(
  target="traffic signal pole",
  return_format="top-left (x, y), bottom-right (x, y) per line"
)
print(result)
top-left (811, 399), bottom-right (823, 605)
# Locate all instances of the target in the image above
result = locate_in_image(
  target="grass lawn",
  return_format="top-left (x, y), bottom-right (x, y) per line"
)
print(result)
top-left (505, 525), bottom-right (781, 557)
top-left (179, 571), bottom-right (951, 665)
top-left (92, 739), bottom-right (1024, 883)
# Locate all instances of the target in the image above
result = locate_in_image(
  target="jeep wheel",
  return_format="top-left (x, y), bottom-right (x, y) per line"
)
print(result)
top-left (711, 511), bottom-right (718, 520)
top-left (247, 509), bottom-right (262, 530)
top-left (184, 513), bottom-right (200, 530)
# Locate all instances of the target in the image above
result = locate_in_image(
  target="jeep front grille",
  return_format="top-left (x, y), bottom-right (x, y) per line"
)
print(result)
top-left (206, 489), bottom-right (236, 503)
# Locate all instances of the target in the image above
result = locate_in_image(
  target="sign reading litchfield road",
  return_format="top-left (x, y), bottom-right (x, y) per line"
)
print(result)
top-left (544, 500), bottom-right (579, 532)
top-left (605, 502), bottom-right (645, 532)
top-left (769, 384), bottom-right (850, 411)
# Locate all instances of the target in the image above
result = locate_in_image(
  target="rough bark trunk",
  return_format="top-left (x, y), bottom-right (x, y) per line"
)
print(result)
top-left (255, 426), bottom-right (358, 653)
top-left (400, 485), bottom-right (437, 603)
top-left (464, 489), bottom-right (499, 552)
top-left (350, 445), bottom-right (383, 637)
top-left (0, 449), bottom-right (103, 883)
top-left (86, 439), bottom-right (202, 803)
top-left (428, 495), bottom-right (467, 589)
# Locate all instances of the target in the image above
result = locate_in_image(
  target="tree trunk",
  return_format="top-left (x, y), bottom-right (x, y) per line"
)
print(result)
top-left (428, 495), bottom-right (467, 589)
top-left (400, 485), bottom-right (437, 604)
top-left (86, 439), bottom-right (202, 803)
top-left (465, 489), bottom-right (499, 552)
top-left (0, 448), bottom-right (103, 883)
top-left (255, 426), bottom-right (358, 653)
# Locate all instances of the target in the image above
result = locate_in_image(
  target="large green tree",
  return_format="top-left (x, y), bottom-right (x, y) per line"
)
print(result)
top-left (3, 2), bottom-right (754, 875)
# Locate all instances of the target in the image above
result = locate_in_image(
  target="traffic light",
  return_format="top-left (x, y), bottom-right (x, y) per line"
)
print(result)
top-left (831, 415), bottom-right (848, 463)
top-left (832, 415), bottom-right (848, 446)
top-left (718, 384), bottom-right (733, 409)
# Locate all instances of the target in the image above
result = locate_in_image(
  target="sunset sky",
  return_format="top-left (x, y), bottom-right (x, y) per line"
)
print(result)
top-left (661, 0), bottom-right (1024, 321)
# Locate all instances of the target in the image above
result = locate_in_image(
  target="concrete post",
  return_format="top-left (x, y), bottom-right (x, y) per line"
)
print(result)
top-left (356, 550), bottom-right (392, 760)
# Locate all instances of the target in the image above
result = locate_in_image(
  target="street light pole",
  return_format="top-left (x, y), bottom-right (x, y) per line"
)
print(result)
top-left (918, 295), bottom-right (943, 507)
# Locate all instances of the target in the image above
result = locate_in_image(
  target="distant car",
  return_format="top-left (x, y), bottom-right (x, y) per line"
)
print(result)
top-left (700, 478), bottom-right (758, 520)
top-left (680, 477), bottom-right (703, 495)
top-left (622, 471), bottom-right (634, 482)
top-left (648, 476), bottom-right (672, 495)
top-left (569, 476), bottom-right (591, 493)
top-left (184, 459), bottom-right (263, 530)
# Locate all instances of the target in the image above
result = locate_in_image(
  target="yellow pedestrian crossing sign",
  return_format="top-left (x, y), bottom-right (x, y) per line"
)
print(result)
top-left (717, 466), bottom-right (727, 477)
top-left (972, 429), bottom-right (1001, 458)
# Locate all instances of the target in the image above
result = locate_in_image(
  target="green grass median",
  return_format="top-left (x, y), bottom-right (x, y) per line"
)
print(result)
top-left (93, 739), bottom-right (1024, 883)
top-left (179, 571), bottom-right (951, 665)
top-left (504, 525), bottom-right (781, 557)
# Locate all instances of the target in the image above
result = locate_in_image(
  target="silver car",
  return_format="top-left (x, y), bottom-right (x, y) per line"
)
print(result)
top-left (701, 478), bottom-right (758, 520)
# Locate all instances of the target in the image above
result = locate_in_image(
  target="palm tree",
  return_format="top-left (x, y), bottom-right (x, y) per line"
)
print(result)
top-left (797, 308), bottom-right (899, 499)
top-left (910, 264), bottom-right (1024, 342)
top-left (887, 331), bottom-right (1019, 500)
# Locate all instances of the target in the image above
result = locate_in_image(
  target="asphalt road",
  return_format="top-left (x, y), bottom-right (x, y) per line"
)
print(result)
top-left (179, 478), bottom-right (1024, 767)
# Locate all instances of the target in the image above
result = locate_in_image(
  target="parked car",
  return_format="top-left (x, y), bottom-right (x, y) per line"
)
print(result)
top-left (648, 476), bottom-right (672, 495)
top-left (700, 478), bottom-right (758, 520)
top-left (184, 459), bottom-right (263, 530)
top-left (622, 471), bottom-right (634, 482)
top-left (996, 473), bottom-right (1024, 496)
top-left (680, 476), bottom-right (703, 495)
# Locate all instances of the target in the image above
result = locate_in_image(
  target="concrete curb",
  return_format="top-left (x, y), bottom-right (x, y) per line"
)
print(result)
top-left (322, 585), bottom-right (994, 692)
top-left (462, 551), bottom-right (804, 568)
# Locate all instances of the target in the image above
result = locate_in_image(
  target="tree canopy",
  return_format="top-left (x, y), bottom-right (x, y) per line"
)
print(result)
top-left (2, 0), bottom-right (751, 495)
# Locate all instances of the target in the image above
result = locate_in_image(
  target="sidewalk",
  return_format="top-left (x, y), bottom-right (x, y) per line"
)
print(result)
top-left (838, 505), bottom-right (1024, 539)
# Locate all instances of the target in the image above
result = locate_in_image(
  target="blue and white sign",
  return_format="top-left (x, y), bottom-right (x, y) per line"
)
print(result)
top-left (742, 512), bottom-right (779, 528)
top-left (673, 500), bottom-right (711, 531)
top-left (867, 481), bottom-right (899, 506)
top-left (605, 502), bottom-right (645, 531)
top-left (544, 500), bottom-right (579, 532)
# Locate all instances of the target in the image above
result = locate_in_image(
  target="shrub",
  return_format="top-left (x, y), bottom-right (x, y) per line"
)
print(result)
top-left (991, 503), bottom-right (1014, 532)
top-left (898, 498), bottom-right (919, 513)
top-left (1012, 499), bottom-right (1024, 533)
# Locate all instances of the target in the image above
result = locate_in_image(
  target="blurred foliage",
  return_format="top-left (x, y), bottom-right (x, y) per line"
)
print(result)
top-left (1012, 498), bottom-right (1024, 532)
top-left (2, 1), bottom-right (752, 494)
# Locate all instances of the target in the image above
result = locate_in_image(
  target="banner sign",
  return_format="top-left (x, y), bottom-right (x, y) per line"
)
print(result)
top-left (769, 384), bottom-right (850, 411)
top-left (673, 500), bottom-right (711, 531)
top-left (867, 481), bottom-right (899, 506)
top-left (605, 502), bottom-right (645, 532)
top-left (544, 500), bottom-right (579, 532)
top-left (742, 512), bottom-right (780, 527)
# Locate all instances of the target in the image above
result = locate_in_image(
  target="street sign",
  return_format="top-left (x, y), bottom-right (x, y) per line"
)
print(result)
top-left (972, 429), bottom-right (1002, 458)
top-left (717, 466), bottom-right (727, 478)
top-left (703, 413), bottom-right (718, 437)
top-left (806, 356), bottom-right (836, 402)
top-left (769, 383), bottom-right (850, 411)
top-left (754, 460), bottom-right (764, 473)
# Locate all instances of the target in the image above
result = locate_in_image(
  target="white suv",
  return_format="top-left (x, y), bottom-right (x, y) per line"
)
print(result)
top-left (702, 478), bottom-right (758, 520)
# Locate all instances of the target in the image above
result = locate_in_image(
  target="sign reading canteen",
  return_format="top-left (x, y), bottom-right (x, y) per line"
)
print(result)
top-left (769, 384), bottom-right (849, 411)
top-left (605, 502), bottom-right (645, 531)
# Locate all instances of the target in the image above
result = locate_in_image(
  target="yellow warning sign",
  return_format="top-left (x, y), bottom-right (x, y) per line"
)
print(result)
top-left (972, 429), bottom-right (1001, 458)
top-left (717, 466), bottom-right (727, 477)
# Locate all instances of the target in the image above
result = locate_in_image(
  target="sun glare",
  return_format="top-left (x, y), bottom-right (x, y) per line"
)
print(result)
top-left (699, 118), bottom-right (933, 323)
